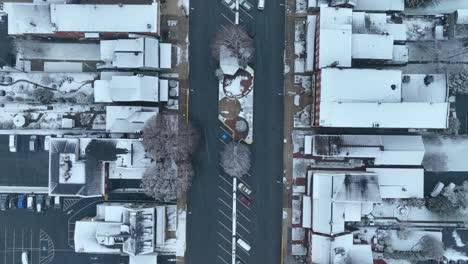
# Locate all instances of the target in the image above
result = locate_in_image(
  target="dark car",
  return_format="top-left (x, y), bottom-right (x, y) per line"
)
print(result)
top-left (9, 195), bottom-right (16, 209)
top-left (238, 193), bottom-right (252, 206)
top-left (17, 195), bottom-right (25, 209)
top-left (0, 194), bottom-right (8, 211)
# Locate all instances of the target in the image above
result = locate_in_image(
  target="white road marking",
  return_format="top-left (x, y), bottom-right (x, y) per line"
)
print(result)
top-left (231, 177), bottom-right (237, 264)
top-left (12, 229), bottom-right (15, 264)
top-left (217, 232), bottom-right (232, 244)
top-left (221, 13), bottom-right (235, 25)
top-left (218, 185), bottom-right (232, 197)
top-left (219, 174), bottom-right (233, 186)
top-left (218, 198), bottom-right (232, 210)
top-left (237, 221), bottom-right (250, 234)
top-left (218, 221), bottom-right (232, 232)
top-left (237, 209), bottom-right (251, 222)
top-left (218, 255), bottom-right (229, 264)
top-left (218, 209), bottom-right (232, 221)
top-left (218, 244), bottom-right (232, 256)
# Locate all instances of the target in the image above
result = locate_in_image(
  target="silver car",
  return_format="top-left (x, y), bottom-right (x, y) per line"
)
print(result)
top-left (237, 182), bottom-right (252, 196)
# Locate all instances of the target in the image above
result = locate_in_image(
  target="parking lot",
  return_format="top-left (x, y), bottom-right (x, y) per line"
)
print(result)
top-left (215, 125), bottom-right (256, 264)
top-left (219, 0), bottom-right (255, 34)
top-left (0, 226), bottom-right (54, 264)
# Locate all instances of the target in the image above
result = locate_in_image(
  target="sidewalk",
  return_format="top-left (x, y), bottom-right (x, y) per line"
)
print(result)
top-left (159, 1), bottom-right (190, 263)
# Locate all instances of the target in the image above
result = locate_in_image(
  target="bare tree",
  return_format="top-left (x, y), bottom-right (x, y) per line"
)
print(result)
top-left (220, 142), bottom-right (251, 178)
top-left (141, 159), bottom-right (179, 202)
top-left (141, 112), bottom-right (200, 201)
top-left (405, 0), bottom-right (440, 7)
top-left (212, 25), bottom-right (254, 65)
top-left (415, 235), bottom-right (444, 261)
top-left (142, 113), bottom-right (199, 162)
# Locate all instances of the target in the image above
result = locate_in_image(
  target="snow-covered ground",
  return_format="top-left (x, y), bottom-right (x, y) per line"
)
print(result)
top-left (178, 0), bottom-right (190, 15)
top-left (423, 135), bottom-right (468, 171)
top-left (294, 21), bottom-right (306, 73)
top-left (176, 208), bottom-right (186, 257)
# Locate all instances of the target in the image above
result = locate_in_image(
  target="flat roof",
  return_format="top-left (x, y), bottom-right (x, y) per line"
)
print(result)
top-left (367, 168), bottom-right (424, 198)
top-left (50, 4), bottom-right (159, 33)
top-left (351, 34), bottom-right (394, 60)
top-left (319, 102), bottom-right (449, 129)
top-left (318, 6), bottom-right (352, 68)
top-left (3, 3), bottom-right (55, 35)
top-left (319, 68), bottom-right (402, 103)
top-left (354, 0), bottom-right (404, 11)
top-left (402, 74), bottom-right (447, 103)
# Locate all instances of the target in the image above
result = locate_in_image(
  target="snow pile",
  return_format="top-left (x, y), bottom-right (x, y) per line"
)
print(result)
top-left (178, 0), bottom-right (190, 15)
top-left (452, 230), bottom-right (466, 247)
top-left (423, 135), bottom-right (468, 171)
top-left (176, 208), bottom-right (186, 257)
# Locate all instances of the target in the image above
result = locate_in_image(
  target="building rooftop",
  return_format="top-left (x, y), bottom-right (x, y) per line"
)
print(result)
top-left (312, 134), bottom-right (425, 166)
top-left (105, 106), bottom-right (158, 134)
top-left (3, 3), bottom-right (159, 35)
top-left (354, 0), bottom-right (404, 12)
top-left (311, 234), bottom-right (373, 264)
top-left (95, 75), bottom-right (161, 103)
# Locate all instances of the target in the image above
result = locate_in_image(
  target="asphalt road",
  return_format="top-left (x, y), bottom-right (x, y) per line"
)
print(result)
top-left (187, 0), bottom-right (285, 263)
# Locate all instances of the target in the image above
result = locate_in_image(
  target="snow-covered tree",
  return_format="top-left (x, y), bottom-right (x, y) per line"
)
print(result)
top-left (142, 113), bottom-right (199, 162)
top-left (416, 235), bottom-right (444, 261)
top-left (212, 25), bottom-right (254, 65)
top-left (215, 68), bottom-right (224, 81)
top-left (220, 142), bottom-right (251, 178)
top-left (33, 88), bottom-right (54, 104)
top-left (235, 119), bottom-right (248, 133)
top-left (141, 113), bottom-right (200, 201)
top-left (405, 0), bottom-right (440, 8)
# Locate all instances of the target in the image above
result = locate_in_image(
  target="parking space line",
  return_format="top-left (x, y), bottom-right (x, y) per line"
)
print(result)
top-left (218, 221), bottom-right (232, 232)
top-left (218, 174), bottom-right (233, 186)
top-left (21, 229), bottom-right (24, 253)
top-left (4, 227), bottom-right (6, 264)
top-left (12, 228), bottom-right (15, 264)
top-left (217, 232), bottom-right (232, 245)
top-left (237, 244), bottom-right (251, 256)
top-left (218, 185), bottom-right (232, 197)
top-left (30, 229), bottom-right (33, 264)
top-left (217, 255), bottom-right (229, 264)
top-left (218, 209), bottom-right (232, 221)
top-left (237, 209), bottom-right (251, 222)
top-left (237, 198), bottom-right (251, 211)
top-left (240, 8), bottom-right (254, 19)
top-left (218, 198), bottom-right (232, 210)
top-left (221, 13), bottom-right (235, 25)
top-left (237, 255), bottom-right (248, 264)
top-left (237, 221), bottom-right (250, 234)
top-left (217, 244), bottom-right (231, 256)
top-left (237, 233), bottom-right (249, 245)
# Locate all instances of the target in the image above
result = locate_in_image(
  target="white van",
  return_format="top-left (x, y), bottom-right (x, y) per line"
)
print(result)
top-left (9, 135), bottom-right (17, 152)
top-left (257, 0), bottom-right (264, 10)
top-left (237, 238), bottom-right (251, 251)
top-left (21, 251), bottom-right (29, 264)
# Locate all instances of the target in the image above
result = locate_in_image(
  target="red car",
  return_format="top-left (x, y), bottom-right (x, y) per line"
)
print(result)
top-left (238, 194), bottom-right (252, 206)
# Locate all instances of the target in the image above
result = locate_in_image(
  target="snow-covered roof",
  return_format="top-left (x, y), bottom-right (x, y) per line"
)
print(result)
top-left (319, 68), bottom-right (402, 103)
top-left (351, 34), bottom-right (394, 60)
top-left (3, 3), bottom-right (55, 35)
top-left (50, 4), bottom-right (159, 33)
top-left (318, 101), bottom-right (449, 128)
top-left (312, 173), bottom-right (380, 234)
top-left (159, 43), bottom-right (172, 69)
top-left (456, 10), bottom-right (468, 24)
top-left (312, 135), bottom-right (425, 166)
top-left (311, 234), bottom-right (373, 264)
top-left (352, 12), bottom-right (387, 34)
top-left (386, 23), bottom-right (407, 42)
top-left (401, 74), bottom-right (448, 103)
top-left (302, 196), bottom-right (311, 228)
top-left (305, 15), bottom-right (316, 72)
top-left (100, 38), bottom-right (160, 69)
top-left (391, 45), bottom-right (409, 63)
top-left (159, 80), bottom-right (169, 102)
top-left (95, 76), bottom-right (159, 103)
top-left (129, 254), bottom-right (158, 264)
top-left (44, 62), bottom-right (83, 72)
top-left (318, 6), bottom-right (352, 68)
top-left (74, 221), bottom-right (121, 254)
top-left (354, 0), bottom-right (404, 12)
top-left (367, 168), bottom-right (424, 198)
top-left (15, 40), bottom-right (101, 61)
top-left (105, 106), bottom-right (158, 134)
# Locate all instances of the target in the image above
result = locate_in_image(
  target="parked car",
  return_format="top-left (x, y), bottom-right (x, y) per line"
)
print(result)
top-left (9, 195), bottom-right (17, 209)
top-left (237, 182), bottom-right (252, 196)
top-left (431, 182), bottom-right (445, 197)
top-left (238, 193), bottom-right (252, 206)
top-left (21, 251), bottom-right (29, 264)
top-left (36, 195), bottom-right (44, 212)
top-left (54, 196), bottom-right (61, 210)
top-left (0, 194), bottom-right (8, 211)
top-left (29, 135), bottom-right (37, 152)
top-left (257, 0), bottom-right (264, 10)
top-left (27, 195), bottom-right (34, 210)
top-left (45, 196), bottom-right (53, 208)
top-left (239, 0), bottom-right (253, 11)
top-left (17, 195), bottom-right (25, 209)
top-left (222, 0), bottom-right (236, 10)
top-left (236, 238), bottom-right (251, 251)
top-left (9, 135), bottom-right (17, 152)
top-left (44, 136), bottom-right (51, 151)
